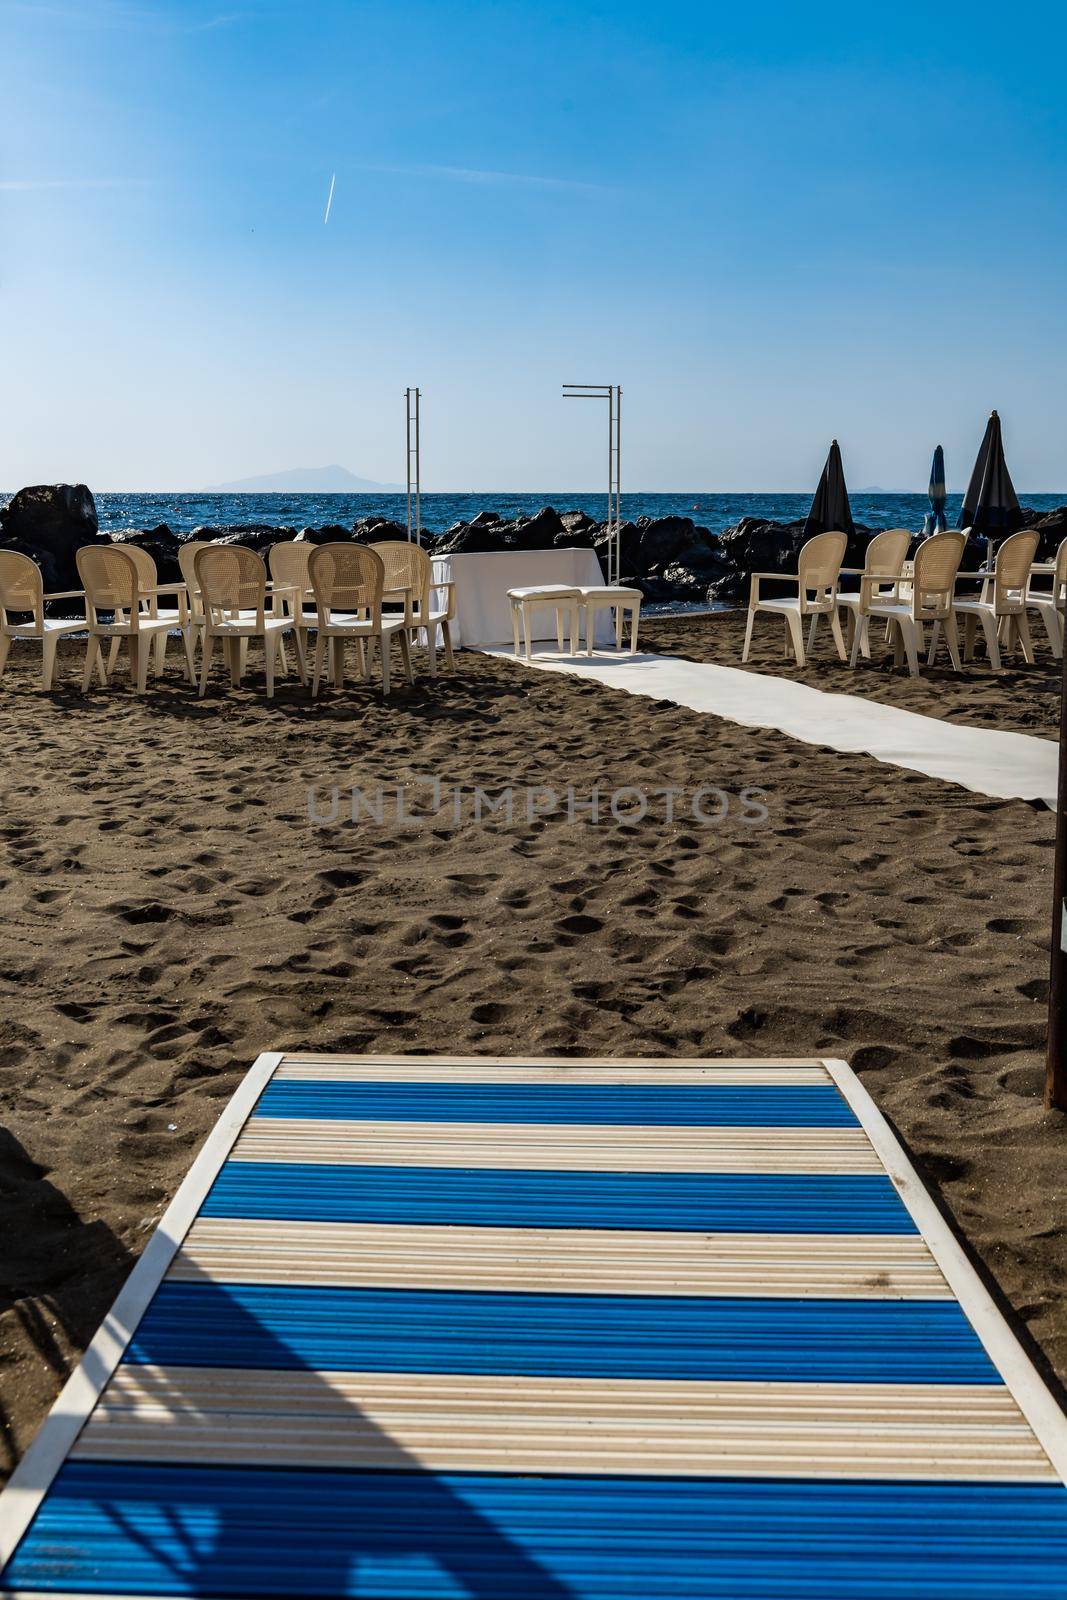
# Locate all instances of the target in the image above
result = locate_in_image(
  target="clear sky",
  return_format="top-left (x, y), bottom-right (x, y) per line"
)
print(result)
top-left (2, 0), bottom-right (1065, 492)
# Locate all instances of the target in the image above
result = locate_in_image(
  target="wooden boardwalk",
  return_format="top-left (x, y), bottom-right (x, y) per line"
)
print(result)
top-left (2, 1052), bottom-right (1066, 1597)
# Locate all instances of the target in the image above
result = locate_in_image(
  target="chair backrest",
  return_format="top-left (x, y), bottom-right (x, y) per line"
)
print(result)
top-left (865, 528), bottom-right (911, 577)
top-left (195, 545), bottom-right (266, 628)
top-left (77, 545), bottom-right (140, 622)
top-left (178, 540), bottom-right (210, 619)
top-left (0, 550), bottom-right (44, 629)
top-left (369, 540), bottom-right (429, 614)
top-left (1053, 537), bottom-right (1067, 608)
top-left (911, 531), bottom-right (966, 621)
top-left (119, 543), bottom-right (158, 588)
top-left (797, 531), bottom-right (847, 607)
top-left (993, 529), bottom-right (1039, 608)
top-left (309, 543), bottom-right (384, 623)
top-left (268, 541), bottom-right (313, 600)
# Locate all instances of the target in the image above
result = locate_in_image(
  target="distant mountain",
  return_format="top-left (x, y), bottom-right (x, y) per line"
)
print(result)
top-left (856, 485), bottom-right (898, 494)
top-left (205, 465), bottom-right (404, 492)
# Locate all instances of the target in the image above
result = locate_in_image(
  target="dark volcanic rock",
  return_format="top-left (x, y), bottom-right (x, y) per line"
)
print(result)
top-left (111, 525), bottom-right (183, 583)
top-left (1019, 504), bottom-right (1067, 560)
top-left (709, 517), bottom-right (876, 605)
top-left (507, 507), bottom-right (566, 550)
top-left (0, 483), bottom-right (107, 591)
top-left (433, 522), bottom-right (510, 556)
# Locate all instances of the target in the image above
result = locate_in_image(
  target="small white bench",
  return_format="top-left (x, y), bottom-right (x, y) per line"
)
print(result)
top-left (508, 585), bottom-right (581, 659)
top-left (578, 585), bottom-right (642, 655)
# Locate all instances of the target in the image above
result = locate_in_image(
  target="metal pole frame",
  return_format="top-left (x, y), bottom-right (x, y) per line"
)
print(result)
top-left (405, 386), bottom-right (422, 545)
top-left (563, 383), bottom-right (622, 585)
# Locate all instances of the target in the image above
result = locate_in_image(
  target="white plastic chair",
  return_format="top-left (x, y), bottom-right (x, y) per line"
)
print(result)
top-left (308, 543), bottom-right (413, 697)
top-left (1025, 536), bottom-right (1067, 659)
top-left (194, 545), bottom-right (305, 699)
top-left (836, 529), bottom-right (912, 665)
top-left (952, 529), bottom-right (1040, 670)
top-left (370, 541), bottom-right (455, 675)
top-left (76, 545), bottom-right (189, 692)
top-left (0, 551), bottom-right (90, 689)
top-left (852, 531), bottom-right (966, 677)
top-left (106, 543), bottom-right (194, 682)
top-left (742, 531), bottom-right (848, 667)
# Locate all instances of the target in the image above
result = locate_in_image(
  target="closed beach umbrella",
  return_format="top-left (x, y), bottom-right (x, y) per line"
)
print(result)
top-left (957, 410), bottom-right (1022, 537)
top-left (804, 439), bottom-right (854, 538)
top-left (922, 445), bottom-right (947, 535)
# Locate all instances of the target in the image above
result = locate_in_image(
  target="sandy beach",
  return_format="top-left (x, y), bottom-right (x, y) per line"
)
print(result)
top-left (0, 620), bottom-right (1064, 1476)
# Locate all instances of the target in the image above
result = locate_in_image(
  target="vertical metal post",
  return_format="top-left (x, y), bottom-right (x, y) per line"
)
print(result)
top-left (405, 386), bottom-right (422, 545)
top-left (1047, 632), bottom-right (1067, 1110)
top-left (563, 383), bottom-right (622, 585)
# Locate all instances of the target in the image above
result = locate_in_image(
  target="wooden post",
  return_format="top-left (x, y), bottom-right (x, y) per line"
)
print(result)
top-left (1046, 636), bottom-right (1067, 1110)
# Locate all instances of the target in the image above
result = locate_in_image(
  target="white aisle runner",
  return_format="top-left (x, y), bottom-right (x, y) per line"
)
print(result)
top-left (486, 649), bottom-right (1059, 808)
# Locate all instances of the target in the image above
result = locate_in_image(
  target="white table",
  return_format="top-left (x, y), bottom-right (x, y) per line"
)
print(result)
top-left (431, 546), bottom-right (614, 648)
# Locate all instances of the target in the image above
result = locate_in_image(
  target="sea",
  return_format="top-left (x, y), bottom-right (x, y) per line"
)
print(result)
top-left (24, 490), bottom-right (1067, 539)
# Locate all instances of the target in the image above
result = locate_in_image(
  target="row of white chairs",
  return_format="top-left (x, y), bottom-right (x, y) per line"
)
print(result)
top-left (743, 528), bottom-right (1067, 677)
top-left (0, 539), bottom-right (457, 698)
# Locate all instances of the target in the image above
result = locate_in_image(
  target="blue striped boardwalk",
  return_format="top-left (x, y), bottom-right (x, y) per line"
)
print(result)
top-left (2, 1052), bottom-right (1066, 1598)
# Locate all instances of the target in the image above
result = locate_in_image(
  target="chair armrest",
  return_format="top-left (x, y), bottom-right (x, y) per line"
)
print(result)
top-left (43, 589), bottom-right (85, 600)
top-left (838, 567), bottom-right (864, 576)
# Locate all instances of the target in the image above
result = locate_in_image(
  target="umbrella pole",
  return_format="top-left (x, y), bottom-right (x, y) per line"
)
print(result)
top-left (1046, 641), bottom-right (1067, 1110)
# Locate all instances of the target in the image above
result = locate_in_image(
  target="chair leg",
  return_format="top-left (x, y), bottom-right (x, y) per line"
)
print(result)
top-left (238, 637), bottom-right (248, 680)
top-left (901, 618), bottom-right (920, 677)
top-left (784, 610), bottom-right (806, 667)
top-left (511, 605), bottom-right (520, 657)
top-left (292, 628), bottom-right (307, 685)
top-left (587, 604), bottom-right (595, 657)
top-left (312, 634), bottom-right (325, 697)
top-left (333, 636), bottom-right (346, 688)
top-left (630, 605), bottom-right (639, 654)
top-left (615, 605), bottom-right (623, 649)
top-left (1016, 608), bottom-right (1035, 665)
top-left (277, 637), bottom-right (289, 678)
top-left (153, 631), bottom-right (167, 677)
top-left (570, 603), bottom-right (580, 654)
top-left (428, 624), bottom-right (438, 677)
top-left (264, 634), bottom-right (276, 700)
top-left (556, 608), bottom-right (565, 651)
top-left (849, 615), bottom-right (866, 668)
top-left (107, 637), bottom-right (121, 675)
top-left (926, 621), bottom-right (940, 666)
top-left (522, 607), bottom-right (532, 660)
top-left (380, 633), bottom-right (391, 696)
top-left (399, 629), bottom-right (414, 685)
top-left (41, 634), bottom-right (58, 690)
top-left (944, 612), bottom-right (963, 672)
top-left (181, 626), bottom-right (196, 684)
top-left (963, 614), bottom-right (977, 661)
top-left (807, 613), bottom-right (819, 651)
top-left (979, 611), bottom-right (1002, 670)
top-left (0, 632), bottom-right (10, 679)
top-left (199, 635), bottom-right (214, 697)
top-left (81, 636), bottom-right (99, 693)
top-left (357, 638), bottom-right (369, 681)
top-left (741, 607), bottom-right (756, 663)
top-left (442, 620), bottom-right (455, 671)
top-left (827, 607), bottom-right (847, 662)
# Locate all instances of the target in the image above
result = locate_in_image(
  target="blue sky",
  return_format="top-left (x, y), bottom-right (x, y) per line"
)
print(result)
top-left (2, 0), bottom-right (1065, 491)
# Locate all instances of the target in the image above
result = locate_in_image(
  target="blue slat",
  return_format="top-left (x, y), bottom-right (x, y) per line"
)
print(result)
top-left (253, 1082), bottom-right (859, 1127)
top-left (7, 1464), bottom-right (1067, 1598)
top-left (126, 1283), bottom-right (997, 1384)
top-left (203, 1163), bottom-right (917, 1233)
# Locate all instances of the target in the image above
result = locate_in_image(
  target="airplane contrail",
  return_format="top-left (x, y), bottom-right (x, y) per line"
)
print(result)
top-left (323, 172), bottom-right (336, 224)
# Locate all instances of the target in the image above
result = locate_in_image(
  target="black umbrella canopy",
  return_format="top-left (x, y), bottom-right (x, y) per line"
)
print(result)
top-left (804, 440), bottom-right (855, 538)
top-left (957, 411), bottom-right (1022, 536)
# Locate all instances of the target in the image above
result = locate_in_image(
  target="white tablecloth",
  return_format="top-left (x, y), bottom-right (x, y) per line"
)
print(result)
top-left (432, 546), bottom-right (613, 649)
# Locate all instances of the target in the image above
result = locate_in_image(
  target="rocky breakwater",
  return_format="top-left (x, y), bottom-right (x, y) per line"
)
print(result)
top-left (0, 483), bottom-right (108, 592)
top-left (432, 505), bottom-right (730, 601)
